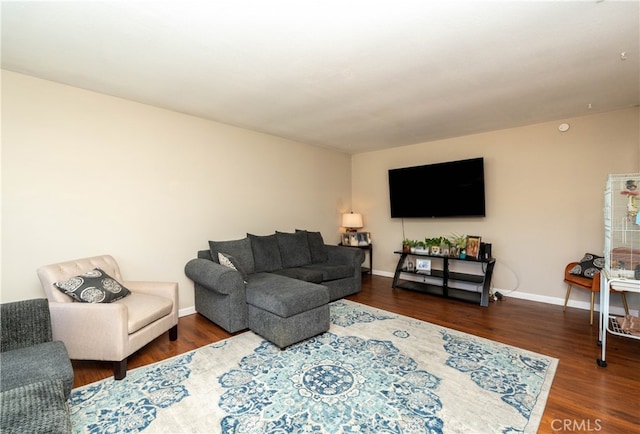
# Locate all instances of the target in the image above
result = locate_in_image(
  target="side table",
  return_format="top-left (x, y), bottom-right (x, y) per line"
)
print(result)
top-left (339, 243), bottom-right (373, 274)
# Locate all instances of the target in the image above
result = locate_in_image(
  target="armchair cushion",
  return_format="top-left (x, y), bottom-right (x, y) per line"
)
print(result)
top-left (122, 293), bottom-right (174, 334)
top-left (54, 268), bottom-right (131, 303)
top-left (568, 253), bottom-right (604, 278)
top-left (0, 380), bottom-right (72, 434)
top-left (0, 341), bottom-right (74, 395)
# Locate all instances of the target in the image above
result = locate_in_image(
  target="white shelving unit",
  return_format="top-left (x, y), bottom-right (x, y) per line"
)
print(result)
top-left (598, 173), bottom-right (640, 367)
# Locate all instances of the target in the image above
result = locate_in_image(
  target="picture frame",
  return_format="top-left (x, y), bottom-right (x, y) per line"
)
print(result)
top-left (341, 233), bottom-right (350, 246)
top-left (349, 233), bottom-right (358, 246)
top-left (466, 235), bottom-right (481, 260)
top-left (416, 258), bottom-right (431, 274)
top-left (356, 232), bottom-right (371, 246)
top-left (405, 259), bottom-right (414, 272)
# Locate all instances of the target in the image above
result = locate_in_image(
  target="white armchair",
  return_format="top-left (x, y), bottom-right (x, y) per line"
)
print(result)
top-left (37, 255), bottom-right (178, 380)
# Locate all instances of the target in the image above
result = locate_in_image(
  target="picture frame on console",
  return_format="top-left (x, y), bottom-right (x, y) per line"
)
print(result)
top-left (356, 232), bottom-right (371, 246)
top-left (349, 233), bottom-right (358, 246)
top-left (416, 258), bottom-right (431, 274)
top-left (466, 235), bottom-right (481, 260)
top-left (341, 234), bottom-right (350, 246)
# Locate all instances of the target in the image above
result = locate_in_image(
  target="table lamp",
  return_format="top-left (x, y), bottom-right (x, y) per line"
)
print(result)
top-left (342, 212), bottom-right (363, 232)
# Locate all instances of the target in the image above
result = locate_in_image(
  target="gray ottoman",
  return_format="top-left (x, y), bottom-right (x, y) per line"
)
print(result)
top-left (245, 273), bottom-right (330, 348)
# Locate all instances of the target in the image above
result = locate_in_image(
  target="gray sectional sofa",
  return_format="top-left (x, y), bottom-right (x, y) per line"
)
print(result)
top-left (185, 230), bottom-right (364, 347)
top-left (0, 298), bottom-right (74, 433)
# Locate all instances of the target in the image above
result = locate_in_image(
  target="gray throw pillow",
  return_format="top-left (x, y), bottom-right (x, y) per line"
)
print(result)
top-left (248, 233), bottom-right (283, 272)
top-left (276, 231), bottom-right (312, 268)
top-left (54, 268), bottom-right (131, 303)
top-left (297, 229), bottom-right (329, 263)
top-left (209, 237), bottom-right (255, 274)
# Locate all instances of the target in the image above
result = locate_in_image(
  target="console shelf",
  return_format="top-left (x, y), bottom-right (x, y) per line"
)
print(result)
top-left (392, 251), bottom-right (495, 307)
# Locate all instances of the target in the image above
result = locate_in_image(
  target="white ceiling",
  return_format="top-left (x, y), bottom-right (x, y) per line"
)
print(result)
top-left (2, 1), bottom-right (639, 154)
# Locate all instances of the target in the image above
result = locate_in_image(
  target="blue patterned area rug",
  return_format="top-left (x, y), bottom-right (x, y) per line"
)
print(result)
top-left (69, 300), bottom-right (557, 433)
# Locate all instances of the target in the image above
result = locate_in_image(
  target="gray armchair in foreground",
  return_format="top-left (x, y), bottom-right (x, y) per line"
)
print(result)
top-left (1, 298), bottom-right (74, 433)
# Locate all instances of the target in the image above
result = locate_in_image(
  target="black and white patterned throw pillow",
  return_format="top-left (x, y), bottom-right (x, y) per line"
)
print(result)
top-left (54, 268), bottom-right (131, 303)
top-left (569, 253), bottom-right (604, 279)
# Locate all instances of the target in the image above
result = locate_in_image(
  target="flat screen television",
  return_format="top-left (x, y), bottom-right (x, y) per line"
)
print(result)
top-left (388, 157), bottom-right (486, 218)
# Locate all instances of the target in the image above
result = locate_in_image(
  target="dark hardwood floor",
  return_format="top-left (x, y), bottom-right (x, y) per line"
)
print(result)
top-left (72, 274), bottom-right (640, 433)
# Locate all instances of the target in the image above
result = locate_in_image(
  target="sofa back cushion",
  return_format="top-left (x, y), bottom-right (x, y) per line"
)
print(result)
top-left (197, 250), bottom-right (213, 260)
top-left (297, 229), bottom-right (329, 263)
top-left (209, 237), bottom-right (255, 274)
top-left (276, 231), bottom-right (312, 268)
top-left (248, 233), bottom-right (283, 272)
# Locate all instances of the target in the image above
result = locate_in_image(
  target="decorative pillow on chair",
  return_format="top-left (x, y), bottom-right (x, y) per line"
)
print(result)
top-left (218, 252), bottom-right (248, 282)
top-left (569, 253), bottom-right (605, 278)
top-left (54, 268), bottom-right (131, 303)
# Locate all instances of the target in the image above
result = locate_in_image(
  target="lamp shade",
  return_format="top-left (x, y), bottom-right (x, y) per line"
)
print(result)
top-left (342, 212), bottom-right (363, 229)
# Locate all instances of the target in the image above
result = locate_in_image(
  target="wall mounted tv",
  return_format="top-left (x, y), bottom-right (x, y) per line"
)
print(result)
top-left (388, 157), bottom-right (486, 218)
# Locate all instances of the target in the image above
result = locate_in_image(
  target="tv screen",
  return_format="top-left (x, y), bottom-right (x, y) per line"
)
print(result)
top-left (388, 157), bottom-right (486, 218)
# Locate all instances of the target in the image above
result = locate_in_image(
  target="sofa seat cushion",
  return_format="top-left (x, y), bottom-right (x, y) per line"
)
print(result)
top-left (302, 263), bottom-right (354, 281)
top-left (245, 273), bottom-right (329, 318)
top-left (0, 379), bottom-right (71, 434)
top-left (0, 341), bottom-right (74, 397)
top-left (120, 293), bottom-right (173, 334)
top-left (271, 267), bottom-right (324, 284)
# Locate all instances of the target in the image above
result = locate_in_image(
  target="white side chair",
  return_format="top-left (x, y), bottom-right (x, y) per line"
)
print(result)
top-left (37, 255), bottom-right (179, 380)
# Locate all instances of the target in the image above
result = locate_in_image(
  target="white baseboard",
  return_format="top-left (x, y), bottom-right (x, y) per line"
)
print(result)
top-left (371, 270), bottom-right (638, 317)
top-left (501, 289), bottom-right (637, 317)
top-left (181, 271), bottom-right (636, 318)
top-left (179, 306), bottom-right (196, 317)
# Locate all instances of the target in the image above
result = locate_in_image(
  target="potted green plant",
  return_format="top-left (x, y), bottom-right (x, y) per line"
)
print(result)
top-left (448, 233), bottom-right (467, 257)
top-left (441, 237), bottom-right (452, 256)
top-left (415, 240), bottom-right (428, 254)
top-left (402, 238), bottom-right (412, 253)
top-left (402, 239), bottom-right (419, 253)
top-left (422, 237), bottom-right (437, 255)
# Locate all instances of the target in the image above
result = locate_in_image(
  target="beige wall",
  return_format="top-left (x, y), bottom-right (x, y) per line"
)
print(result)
top-left (352, 107), bottom-right (640, 311)
top-left (1, 71), bottom-right (352, 309)
top-left (3, 70), bottom-right (639, 315)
